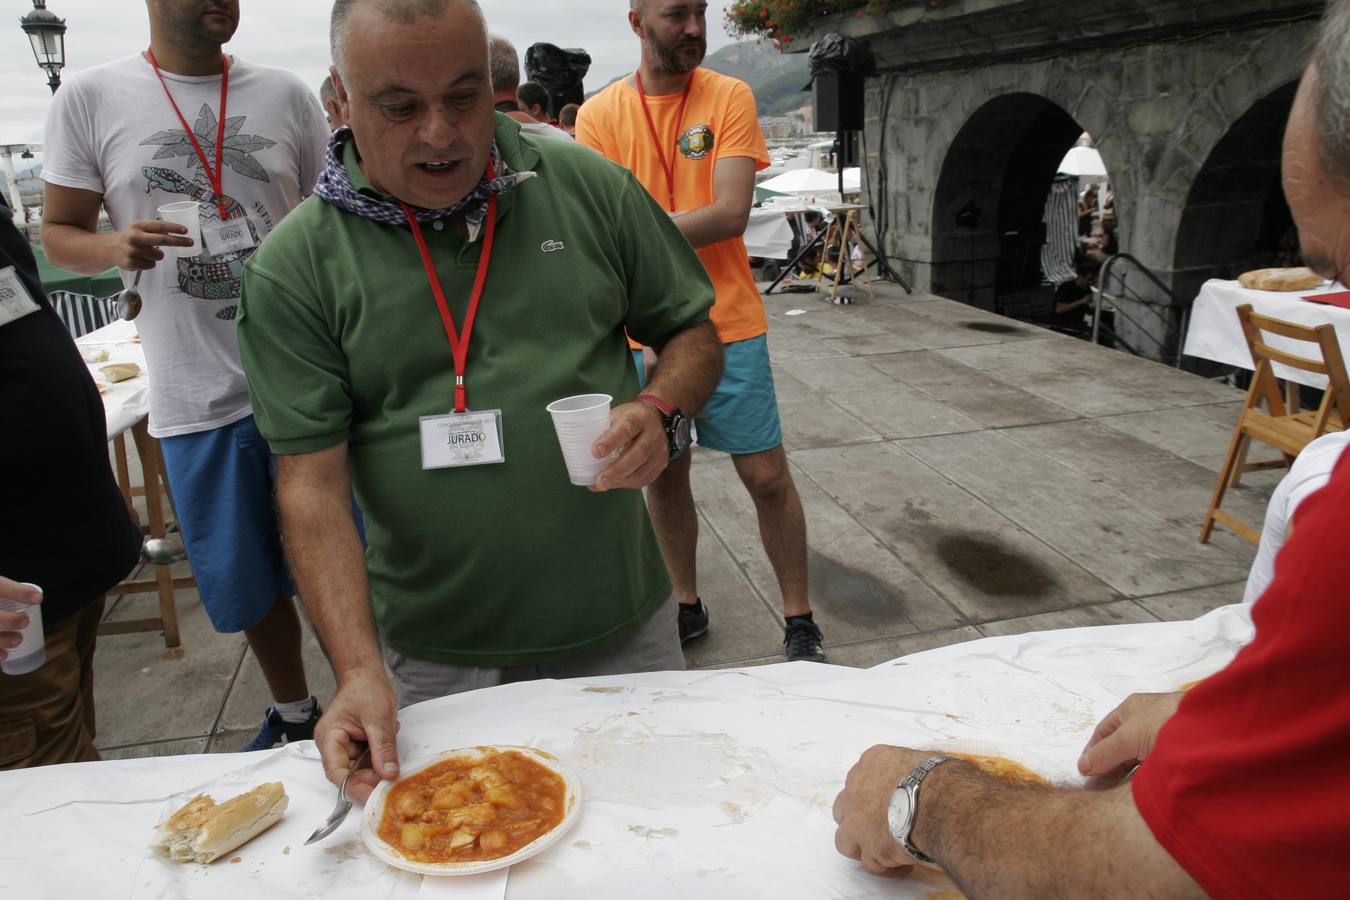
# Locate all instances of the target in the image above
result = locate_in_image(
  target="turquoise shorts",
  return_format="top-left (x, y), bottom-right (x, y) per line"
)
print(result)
top-left (633, 333), bottom-right (783, 456)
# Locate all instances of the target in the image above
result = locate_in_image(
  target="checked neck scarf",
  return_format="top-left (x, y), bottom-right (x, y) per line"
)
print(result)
top-left (313, 126), bottom-right (535, 240)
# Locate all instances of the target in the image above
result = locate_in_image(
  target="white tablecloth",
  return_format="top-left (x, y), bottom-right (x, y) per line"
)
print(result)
top-left (1183, 278), bottom-right (1350, 388)
top-left (75, 318), bottom-right (149, 438)
top-left (0, 606), bottom-right (1255, 899)
top-left (743, 208), bottom-right (795, 259)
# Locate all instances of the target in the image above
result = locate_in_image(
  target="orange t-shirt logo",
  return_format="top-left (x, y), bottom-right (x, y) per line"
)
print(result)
top-left (678, 124), bottom-right (715, 160)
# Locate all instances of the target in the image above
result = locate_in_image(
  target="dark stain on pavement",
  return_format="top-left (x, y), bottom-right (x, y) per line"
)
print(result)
top-left (961, 321), bottom-right (1024, 334)
top-left (932, 531), bottom-right (1057, 598)
top-left (902, 501), bottom-right (936, 524)
top-left (809, 550), bottom-right (902, 624)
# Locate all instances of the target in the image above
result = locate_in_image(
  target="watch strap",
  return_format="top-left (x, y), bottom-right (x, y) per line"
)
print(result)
top-left (635, 392), bottom-right (676, 418)
top-left (899, 754), bottom-right (954, 867)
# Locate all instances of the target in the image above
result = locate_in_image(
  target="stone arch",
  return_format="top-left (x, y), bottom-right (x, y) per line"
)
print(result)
top-left (1171, 79), bottom-right (1300, 304)
top-left (930, 91), bottom-right (1090, 310)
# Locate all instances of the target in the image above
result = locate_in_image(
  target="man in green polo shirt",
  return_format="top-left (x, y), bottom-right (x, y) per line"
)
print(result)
top-left (236, 0), bottom-right (722, 801)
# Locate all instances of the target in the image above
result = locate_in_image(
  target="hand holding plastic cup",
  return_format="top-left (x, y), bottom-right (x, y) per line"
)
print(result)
top-left (157, 200), bottom-right (201, 258)
top-left (0, 582), bottom-right (45, 676)
top-left (546, 393), bottom-right (614, 486)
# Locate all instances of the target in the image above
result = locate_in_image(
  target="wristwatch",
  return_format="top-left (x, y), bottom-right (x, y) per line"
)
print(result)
top-left (886, 754), bottom-right (954, 868)
top-left (635, 392), bottom-right (690, 459)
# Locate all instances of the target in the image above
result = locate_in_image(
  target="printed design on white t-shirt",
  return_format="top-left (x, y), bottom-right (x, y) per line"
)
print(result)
top-left (139, 103), bottom-right (278, 317)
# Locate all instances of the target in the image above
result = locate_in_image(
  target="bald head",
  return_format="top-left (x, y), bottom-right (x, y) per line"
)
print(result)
top-left (1281, 0), bottom-right (1350, 281)
top-left (1312, 0), bottom-right (1350, 182)
top-left (330, 0), bottom-right (486, 76)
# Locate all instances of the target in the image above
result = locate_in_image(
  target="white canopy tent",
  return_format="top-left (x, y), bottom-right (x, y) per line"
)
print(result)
top-left (1058, 146), bottom-right (1108, 182)
top-left (758, 166), bottom-right (860, 197)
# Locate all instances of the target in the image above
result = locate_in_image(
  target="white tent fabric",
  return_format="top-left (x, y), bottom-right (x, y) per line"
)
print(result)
top-left (1058, 146), bottom-right (1108, 181)
top-left (1041, 177), bottom-right (1079, 285)
top-left (758, 167), bottom-right (859, 196)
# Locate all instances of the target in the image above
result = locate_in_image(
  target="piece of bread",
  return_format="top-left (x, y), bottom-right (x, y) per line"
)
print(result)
top-left (81, 348), bottom-right (109, 363)
top-left (1237, 267), bottom-right (1324, 292)
top-left (150, 782), bottom-right (288, 864)
top-left (100, 362), bottom-right (141, 383)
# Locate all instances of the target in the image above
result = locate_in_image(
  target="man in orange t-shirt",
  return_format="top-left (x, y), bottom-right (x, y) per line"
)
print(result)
top-left (576, 0), bottom-right (824, 663)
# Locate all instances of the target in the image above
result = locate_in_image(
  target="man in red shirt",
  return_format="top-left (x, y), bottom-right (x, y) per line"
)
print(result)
top-left (829, 9), bottom-right (1350, 894)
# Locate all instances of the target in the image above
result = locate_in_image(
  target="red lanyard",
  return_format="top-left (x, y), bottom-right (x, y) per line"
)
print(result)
top-left (635, 71), bottom-right (694, 212)
top-left (147, 49), bottom-right (231, 221)
top-left (400, 181), bottom-right (498, 414)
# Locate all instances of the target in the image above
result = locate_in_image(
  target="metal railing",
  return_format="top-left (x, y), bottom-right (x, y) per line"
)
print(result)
top-left (1092, 252), bottom-right (1191, 367)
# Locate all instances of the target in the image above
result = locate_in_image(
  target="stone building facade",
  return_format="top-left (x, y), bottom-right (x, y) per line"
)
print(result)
top-left (795, 0), bottom-right (1323, 358)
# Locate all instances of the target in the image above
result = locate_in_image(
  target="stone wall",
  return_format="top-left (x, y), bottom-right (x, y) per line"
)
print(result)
top-left (804, 2), bottom-right (1319, 358)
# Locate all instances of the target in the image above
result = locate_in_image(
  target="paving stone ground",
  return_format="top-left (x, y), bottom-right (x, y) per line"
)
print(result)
top-left (95, 283), bottom-right (1270, 759)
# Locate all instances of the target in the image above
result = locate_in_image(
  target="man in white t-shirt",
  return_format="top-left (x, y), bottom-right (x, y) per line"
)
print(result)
top-left (40, 0), bottom-right (331, 750)
top-left (1242, 429), bottom-right (1350, 604)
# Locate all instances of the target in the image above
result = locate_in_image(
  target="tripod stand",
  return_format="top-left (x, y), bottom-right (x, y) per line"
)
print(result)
top-left (763, 204), bottom-right (911, 296)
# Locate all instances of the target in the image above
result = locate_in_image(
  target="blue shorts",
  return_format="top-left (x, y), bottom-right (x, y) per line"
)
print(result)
top-left (159, 415), bottom-right (294, 633)
top-left (633, 333), bottom-right (783, 456)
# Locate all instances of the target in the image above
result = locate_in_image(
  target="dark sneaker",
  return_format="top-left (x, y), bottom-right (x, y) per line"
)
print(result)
top-left (678, 599), bottom-right (710, 644)
top-left (784, 619), bottom-right (828, 663)
top-left (243, 703), bottom-right (322, 751)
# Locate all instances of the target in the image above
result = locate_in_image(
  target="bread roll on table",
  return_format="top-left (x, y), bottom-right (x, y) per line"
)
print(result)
top-left (149, 782), bottom-right (288, 864)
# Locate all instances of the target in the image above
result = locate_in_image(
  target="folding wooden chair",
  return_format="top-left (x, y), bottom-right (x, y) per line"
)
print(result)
top-left (101, 419), bottom-right (189, 648)
top-left (1201, 303), bottom-right (1350, 544)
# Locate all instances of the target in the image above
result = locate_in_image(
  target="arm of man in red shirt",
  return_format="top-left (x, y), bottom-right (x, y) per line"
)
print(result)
top-left (833, 745), bottom-right (1205, 898)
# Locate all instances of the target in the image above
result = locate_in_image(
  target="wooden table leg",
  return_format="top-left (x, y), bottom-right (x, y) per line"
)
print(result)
top-left (112, 433), bottom-right (133, 507)
top-left (130, 420), bottom-right (181, 648)
top-left (855, 215), bottom-right (876, 303)
top-left (830, 213), bottom-right (849, 302)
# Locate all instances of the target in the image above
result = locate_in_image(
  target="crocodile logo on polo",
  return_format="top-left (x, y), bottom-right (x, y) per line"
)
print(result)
top-left (541, 239), bottom-right (566, 253)
top-left (678, 124), bottom-right (714, 160)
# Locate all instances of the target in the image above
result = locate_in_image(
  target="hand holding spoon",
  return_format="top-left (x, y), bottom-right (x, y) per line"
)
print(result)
top-left (116, 269), bottom-right (143, 321)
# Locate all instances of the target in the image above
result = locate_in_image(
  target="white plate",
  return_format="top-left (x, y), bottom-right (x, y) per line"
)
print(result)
top-left (360, 745), bottom-right (582, 876)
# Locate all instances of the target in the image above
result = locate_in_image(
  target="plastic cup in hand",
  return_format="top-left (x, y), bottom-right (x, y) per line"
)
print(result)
top-left (157, 200), bottom-right (202, 257)
top-left (0, 583), bottom-right (45, 676)
top-left (546, 393), bottom-right (614, 486)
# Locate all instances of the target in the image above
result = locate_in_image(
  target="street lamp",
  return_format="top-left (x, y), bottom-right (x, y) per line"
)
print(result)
top-left (20, 0), bottom-right (67, 95)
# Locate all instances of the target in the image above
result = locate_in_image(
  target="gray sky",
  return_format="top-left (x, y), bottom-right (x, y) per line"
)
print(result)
top-left (2, 0), bottom-right (740, 147)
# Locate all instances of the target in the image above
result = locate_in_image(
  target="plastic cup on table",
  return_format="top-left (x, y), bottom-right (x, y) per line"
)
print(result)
top-left (0, 583), bottom-right (45, 676)
top-left (546, 393), bottom-right (614, 486)
top-left (157, 200), bottom-right (202, 258)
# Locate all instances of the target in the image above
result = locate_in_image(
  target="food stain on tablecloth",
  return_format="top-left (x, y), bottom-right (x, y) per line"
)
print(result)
top-left (548, 719), bottom-right (782, 818)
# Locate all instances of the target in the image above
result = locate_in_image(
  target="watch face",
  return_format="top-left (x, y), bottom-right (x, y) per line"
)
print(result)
top-left (886, 785), bottom-right (913, 843)
top-left (673, 417), bottom-right (691, 451)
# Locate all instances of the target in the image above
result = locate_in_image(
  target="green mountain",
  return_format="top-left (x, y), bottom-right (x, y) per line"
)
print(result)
top-left (702, 42), bottom-right (811, 116)
top-left (588, 41), bottom-right (811, 117)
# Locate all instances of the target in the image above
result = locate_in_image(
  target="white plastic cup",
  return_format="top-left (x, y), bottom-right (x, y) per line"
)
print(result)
top-left (1, 583), bottom-right (45, 676)
top-left (546, 393), bottom-right (614, 486)
top-left (157, 200), bottom-right (202, 257)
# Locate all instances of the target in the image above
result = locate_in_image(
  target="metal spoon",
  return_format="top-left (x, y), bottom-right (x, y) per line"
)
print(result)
top-left (141, 538), bottom-right (186, 566)
top-left (305, 743), bottom-right (371, 846)
top-left (116, 270), bottom-right (143, 321)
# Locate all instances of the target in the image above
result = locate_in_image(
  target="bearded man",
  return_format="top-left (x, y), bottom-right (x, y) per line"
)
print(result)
top-left (576, 0), bottom-right (827, 663)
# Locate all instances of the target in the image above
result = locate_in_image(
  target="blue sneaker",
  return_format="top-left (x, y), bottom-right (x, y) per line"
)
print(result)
top-left (243, 702), bottom-right (322, 751)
